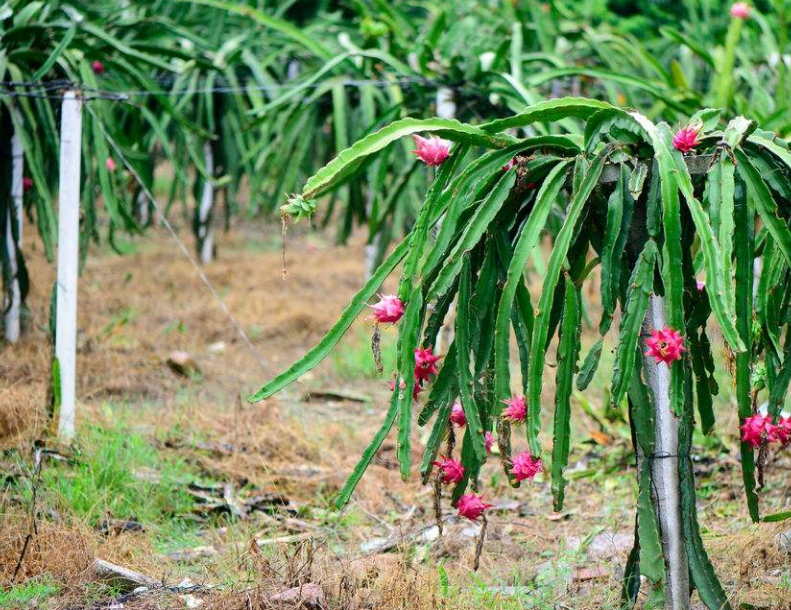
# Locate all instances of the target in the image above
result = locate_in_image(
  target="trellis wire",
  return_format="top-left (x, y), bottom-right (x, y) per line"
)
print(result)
top-left (0, 76), bottom-right (435, 101)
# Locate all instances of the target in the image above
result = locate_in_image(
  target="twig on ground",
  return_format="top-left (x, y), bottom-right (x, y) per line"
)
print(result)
top-left (473, 512), bottom-right (488, 571)
top-left (13, 446), bottom-right (47, 580)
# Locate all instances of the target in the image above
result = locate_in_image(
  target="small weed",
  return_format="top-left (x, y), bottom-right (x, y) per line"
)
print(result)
top-left (101, 306), bottom-right (138, 336)
top-left (248, 324), bottom-right (265, 341)
top-left (0, 578), bottom-right (60, 608)
top-left (162, 319), bottom-right (187, 335)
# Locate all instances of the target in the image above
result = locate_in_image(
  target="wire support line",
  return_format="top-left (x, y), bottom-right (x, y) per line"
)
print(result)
top-left (85, 102), bottom-right (269, 373)
top-left (0, 76), bottom-right (436, 101)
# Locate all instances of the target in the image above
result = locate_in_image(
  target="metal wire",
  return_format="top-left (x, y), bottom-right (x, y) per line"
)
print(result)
top-left (85, 102), bottom-right (270, 372)
top-left (0, 76), bottom-right (435, 101)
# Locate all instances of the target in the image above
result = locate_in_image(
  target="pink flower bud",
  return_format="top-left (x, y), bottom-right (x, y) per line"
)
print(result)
top-left (92, 60), bottom-right (105, 75)
top-left (432, 457), bottom-right (465, 484)
top-left (106, 158), bottom-right (117, 172)
top-left (697, 280), bottom-right (705, 292)
top-left (456, 492), bottom-right (492, 521)
top-left (371, 294), bottom-right (405, 324)
top-left (414, 346), bottom-right (441, 383)
top-left (730, 2), bottom-right (750, 19)
top-left (502, 394), bottom-right (527, 423)
top-left (672, 126), bottom-right (700, 154)
top-left (741, 413), bottom-right (771, 448)
top-left (449, 400), bottom-right (466, 427)
top-left (412, 135), bottom-right (451, 166)
top-left (390, 376), bottom-right (420, 401)
top-left (645, 327), bottom-right (685, 365)
top-left (511, 452), bottom-right (542, 482)
top-left (22, 177), bottom-right (33, 192)
top-left (485, 431), bottom-right (495, 454)
top-left (502, 158), bottom-right (516, 172)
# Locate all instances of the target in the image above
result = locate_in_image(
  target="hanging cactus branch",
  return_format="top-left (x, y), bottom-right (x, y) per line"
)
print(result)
top-left (250, 97), bottom-right (791, 608)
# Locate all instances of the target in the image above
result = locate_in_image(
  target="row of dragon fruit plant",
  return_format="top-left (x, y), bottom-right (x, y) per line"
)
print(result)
top-left (2, 0), bottom-right (784, 343)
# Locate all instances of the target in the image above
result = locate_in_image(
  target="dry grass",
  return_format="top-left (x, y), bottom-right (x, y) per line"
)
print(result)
top-left (0, 509), bottom-right (93, 583)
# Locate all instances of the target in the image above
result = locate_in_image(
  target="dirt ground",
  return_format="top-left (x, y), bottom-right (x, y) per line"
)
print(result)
top-left (2, 222), bottom-right (791, 609)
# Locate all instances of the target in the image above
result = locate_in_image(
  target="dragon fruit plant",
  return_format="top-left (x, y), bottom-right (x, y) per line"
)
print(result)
top-left (253, 97), bottom-right (791, 609)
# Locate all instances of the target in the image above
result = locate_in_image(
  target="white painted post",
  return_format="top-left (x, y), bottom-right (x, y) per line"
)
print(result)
top-left (4, 116), bottom-right (23, 343)
top-left (136, 189), bottom-right (149, 226)
top-left (287, 59), bottom-right (300, 81)
top-left (197, 141), bottom-right (214, 265)
top-left (641, 295), bottom-right (690, 610)
top-left (436, 86), bottom-right (456, 119)
top-left (363, 196), bottom-right (381, 280)
top-left (55, 91), bottom-right (83, 443)
top-left (434, 86), bottom-right (456, 354)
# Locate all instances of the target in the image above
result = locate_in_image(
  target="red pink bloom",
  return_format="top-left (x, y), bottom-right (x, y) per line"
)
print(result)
top-left (645, 327), bottom-right (685, 365)
top-left (456, 493), bottom-right (492, 521)
top-left (414, 346), bottom-right (441, 383)
top-left (485, 431), bottom-right (495, 454)
top-left (450, 401), bottom-right (466, 427)
top-left (502, 394), bottom-right (527, 423)
top-left (511, 452), bottom-right (542, 482)
top-left (730, 2), bottom-right (750, 19)
top-left (412, 135), bottom-right (451, 166)
top-left (767, 416), bottom-right (791, 445)
top-left (433, 457), bottom-right (465, 484)
top-left (741, 413), bottom-right (771, 448)
top-left (371, 294), bottom-right (404, 324)
top-left (672, 126), bottom-right (700, 154)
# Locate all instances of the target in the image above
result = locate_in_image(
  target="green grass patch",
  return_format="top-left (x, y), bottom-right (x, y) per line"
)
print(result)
top-left (330, 327), bottom-right (397, 380)
top-left (0, 577), bottom-right (60, 608)
top-left (13, 410), bottom-right (199, 539)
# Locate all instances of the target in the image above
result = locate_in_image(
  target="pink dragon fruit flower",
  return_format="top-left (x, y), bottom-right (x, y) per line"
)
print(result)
top-left (433, 457), bottom-right (465, 484)
top-left (412, 135), bottom-right (451, 166)
top-left (456, 493), bottom-right (492, 521)
top-left (92, 60), bottom-right (105, 75)
top-left (371, 294), bottom-right (404, 324)
top-left (105, 158), bottom-right (117, 172)
top-left (22, 177), bottom-right (33, 192)
top-left (730, 2), bottom-right (750, 19)
top-left (645, 327), bottom-right (686, 365)
top-left (672, 126), bottom-right (700, 154)
top-left (502, 394), bottom-right (527, 424)
top-left (390, 376), bottom-right (420, 401)
top-left (697, 280), bottom-right (705, 292)
top-left (767, 416), bottom-right (791, 445)
top-left (511, 452), bottom-right (543, 482)
top-left (414, 346), bottom-right (441, 383)
top-left (449, 400), bottom-right (466, 427)
top-left (485, 431), bottom-right (495, 454)
top-left (741, 413), bottom-right (771, 448)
